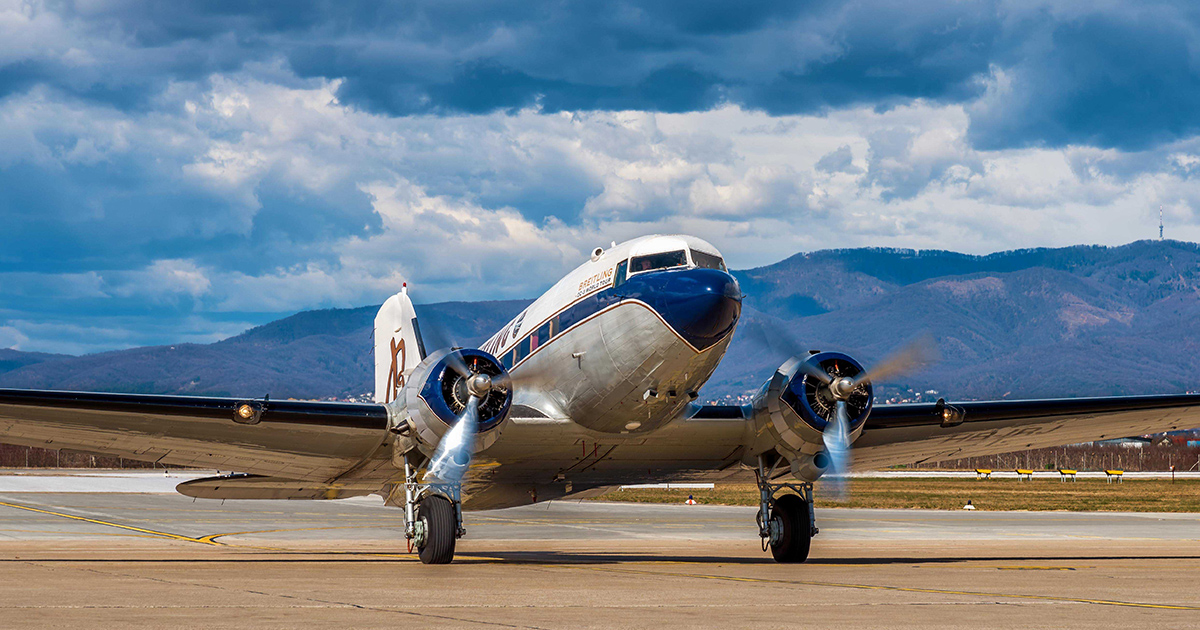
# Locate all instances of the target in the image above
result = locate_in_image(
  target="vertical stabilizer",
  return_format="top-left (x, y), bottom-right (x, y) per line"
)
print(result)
top-left (374, 285), bottom-right (426, 403)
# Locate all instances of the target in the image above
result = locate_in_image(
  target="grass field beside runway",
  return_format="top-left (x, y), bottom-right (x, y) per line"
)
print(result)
top-left (600, 478), bottom-right (1200, 511)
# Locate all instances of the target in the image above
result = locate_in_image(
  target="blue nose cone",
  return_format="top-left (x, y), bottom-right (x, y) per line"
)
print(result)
top-left (623, 268), bottom-right (741, 351)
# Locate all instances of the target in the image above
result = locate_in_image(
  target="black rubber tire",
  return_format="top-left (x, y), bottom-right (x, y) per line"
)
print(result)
top-left (769, 493), bottom-right (812, 563)
top-left (416, 495), bottom-right (457, 565)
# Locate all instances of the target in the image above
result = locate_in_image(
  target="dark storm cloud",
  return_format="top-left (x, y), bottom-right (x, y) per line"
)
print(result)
top-left (0, 139), bottom-right (378, 277)
top-left (274, 0), bottom-right (996, 116)
top-left (8, 1), bottom-right (1200, 150)
top-left (969, 6), bottom-right (1200, 150)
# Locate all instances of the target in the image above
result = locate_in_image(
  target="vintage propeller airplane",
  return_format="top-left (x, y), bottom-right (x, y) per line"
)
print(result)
top-left (2, 234), bottom-right (1198, 564)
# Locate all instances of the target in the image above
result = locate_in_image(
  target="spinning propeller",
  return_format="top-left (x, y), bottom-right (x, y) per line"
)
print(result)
top-left (403, 311), bottom-right (515, 485)
top-left (773, 333), bottom-right (938, 499)
top-left (423, 353), bottom-right (511, 485)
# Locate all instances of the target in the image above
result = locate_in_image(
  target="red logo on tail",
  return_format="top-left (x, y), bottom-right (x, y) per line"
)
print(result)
top-left (386, 338), bottom-right (406, 403)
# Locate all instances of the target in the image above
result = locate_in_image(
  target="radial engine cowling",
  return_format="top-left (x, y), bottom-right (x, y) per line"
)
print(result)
top-left (394, 348), bottom-right (514, 454)
top-left (763, 351), bottom-right (873, 481)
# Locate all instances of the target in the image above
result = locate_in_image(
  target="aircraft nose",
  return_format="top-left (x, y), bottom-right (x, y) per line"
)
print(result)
top-left (659, 269), bottom-right (742, 350)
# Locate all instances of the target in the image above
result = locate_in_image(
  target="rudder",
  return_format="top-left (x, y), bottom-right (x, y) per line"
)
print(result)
top-left (374, 285), bottom-right (426, 403)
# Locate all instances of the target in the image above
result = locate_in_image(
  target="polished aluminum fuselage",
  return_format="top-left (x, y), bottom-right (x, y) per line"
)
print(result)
top-left (479, 234), bottom-right (739, 434)
top-left (510, 300), bottom-right (731, 434)
top-left (455, 235), bottom-right (749, 507)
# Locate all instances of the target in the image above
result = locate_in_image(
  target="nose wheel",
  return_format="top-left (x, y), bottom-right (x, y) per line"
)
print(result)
top-left (755, 455), bottom-right (817, 563)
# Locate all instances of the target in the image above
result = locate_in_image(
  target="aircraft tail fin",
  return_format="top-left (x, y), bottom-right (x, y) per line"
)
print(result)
top-left (374, 285), bottom-right (426, 404)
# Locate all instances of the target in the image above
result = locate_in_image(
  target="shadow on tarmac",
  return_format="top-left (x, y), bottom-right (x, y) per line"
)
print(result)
top-left (4, 550), bottom-right (1199, 566)
top-left (458, 551), bottom-right (1200, 565)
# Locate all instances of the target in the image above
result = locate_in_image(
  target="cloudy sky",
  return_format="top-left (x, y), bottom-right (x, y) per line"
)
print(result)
top-left (4, 0), bottom-right (1200, 354)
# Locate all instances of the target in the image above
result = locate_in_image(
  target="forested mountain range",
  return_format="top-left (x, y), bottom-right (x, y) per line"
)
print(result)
top-left (4, 241), bottom-right (1199, 404)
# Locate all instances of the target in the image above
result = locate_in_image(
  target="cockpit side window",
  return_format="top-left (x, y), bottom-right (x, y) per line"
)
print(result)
top-left (690, 250), bottom-right (726, 271)
top-left (614, 260), bottom-right (628, 288)
top-left (629, 250), bottom-right (688, 274)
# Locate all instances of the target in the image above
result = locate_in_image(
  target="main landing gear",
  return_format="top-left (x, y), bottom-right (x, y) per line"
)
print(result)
top-left (755, 455), bottom-right (817, 563)
top-left (402, 455), bottom-right (465, 564)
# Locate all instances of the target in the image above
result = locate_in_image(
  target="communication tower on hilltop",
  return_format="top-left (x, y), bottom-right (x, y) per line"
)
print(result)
top-left (1160, 205), bottom-right (1164, 240)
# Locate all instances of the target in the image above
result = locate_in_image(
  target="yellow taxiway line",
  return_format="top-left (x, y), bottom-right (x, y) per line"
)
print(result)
top-left (0, 498), bottom-right (503, 560)
top-left (0, 500), bottom-right (224, 546)
top-left (195, 525), bottom-right (384, 544)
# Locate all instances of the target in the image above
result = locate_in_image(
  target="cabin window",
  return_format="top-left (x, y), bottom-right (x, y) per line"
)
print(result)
top-left (629, 250), bottom-right (687, 274)
top-left (613, 260), bottom-right (628, 288)
top-left (501, 349), bottom-right (513, 369)
top-left (550, 315), bottom-right (560, 337)
top-left (532, 321), bottom-right (551, 350)
top-left (516, 336), bottom-right (531, 362)
top-left (691, 250), bottom-right (726, 271)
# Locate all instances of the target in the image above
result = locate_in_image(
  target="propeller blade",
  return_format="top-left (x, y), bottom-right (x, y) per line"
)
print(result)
top-left (419, 308), bottom-right (460, 351)
top-left (443, 350), bottom-right (471, 379)
top-left (797, 358), bottom-right (833, 385)
top-left (851, 334), bottom-right (939, 388)
top-left (745, 324), bottom-right (827, 374)
top-left (823, 400), bottom-right (852, 501)
top-left (752, 324), bottom-right (807, 358)
top-left (425, 395), bottom-right (480, 485)
top-left (741, 321), bottom-right (841, 385)
top-left (419, 311), bottom-right (471, 376)
top-left (490, 371), bottom-right (513, 393)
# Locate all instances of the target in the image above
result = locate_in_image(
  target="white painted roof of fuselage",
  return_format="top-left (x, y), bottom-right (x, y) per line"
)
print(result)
top-left (480, 234), bottom-right (725, 354)
top-left (611, 234), bottom-right (722, 260)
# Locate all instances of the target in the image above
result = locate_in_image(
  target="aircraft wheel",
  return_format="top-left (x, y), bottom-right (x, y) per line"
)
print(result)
top-left (769, 493), bottom-right (811, 563)
top-left (416, 494), bottom-right (457, 564)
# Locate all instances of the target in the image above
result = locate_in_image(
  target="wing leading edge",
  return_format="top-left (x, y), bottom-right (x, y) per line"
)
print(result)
top-left (0, 389), bottom-right (392, 483)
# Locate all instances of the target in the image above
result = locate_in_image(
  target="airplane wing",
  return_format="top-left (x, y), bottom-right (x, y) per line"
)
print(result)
top-left (4, 387), bottom-right (1197, 486)
top-left (851, 393), bottom-right (1200, 469)
top-left (0, 389), bottom-right (393, 483)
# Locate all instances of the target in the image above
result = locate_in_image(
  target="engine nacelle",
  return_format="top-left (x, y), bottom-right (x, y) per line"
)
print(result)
top-left (393, 348), bottom-right (514, 454)
top-left (762, 351), bottom-right (873, 481)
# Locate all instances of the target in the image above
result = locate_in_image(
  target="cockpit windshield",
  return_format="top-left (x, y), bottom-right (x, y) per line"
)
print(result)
top-left (630, 250), bottom-right (688, 274)
top-left (691, 250), bottom-right (726, 271)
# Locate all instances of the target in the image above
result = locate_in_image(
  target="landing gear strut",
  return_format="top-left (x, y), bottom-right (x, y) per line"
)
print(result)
top-left (755, 455), bottom-right (817, 563)
top-left (402, 455), bottom-right (465, 564)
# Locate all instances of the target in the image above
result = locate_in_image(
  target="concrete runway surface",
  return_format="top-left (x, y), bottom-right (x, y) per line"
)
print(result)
top-left (0, 479), bottom-right (1198, 629)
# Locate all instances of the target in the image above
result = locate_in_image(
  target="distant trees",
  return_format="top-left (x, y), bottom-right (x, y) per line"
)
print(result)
top-left (920, 442), bottom-right (1200, 472)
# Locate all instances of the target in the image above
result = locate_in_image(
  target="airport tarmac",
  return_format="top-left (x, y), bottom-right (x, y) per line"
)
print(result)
top-left (0, 479), bottom-right (1198, 628)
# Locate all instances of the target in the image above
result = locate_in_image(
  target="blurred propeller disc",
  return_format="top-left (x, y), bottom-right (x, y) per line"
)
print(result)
top-left (419, 310), bottom-right (470, 377)
top-left (797, 358), bottom-right (833, 385)
top-left (426, 395), bottom-right (480, 485)
top-left (822, 400), bottom-right (851, 500)
top-left (849, 334), bottom-right (939, 389)
top-left (798, 335), bottom-right (939, 498)
top-left (417, 310), bottom-right (512, 486)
